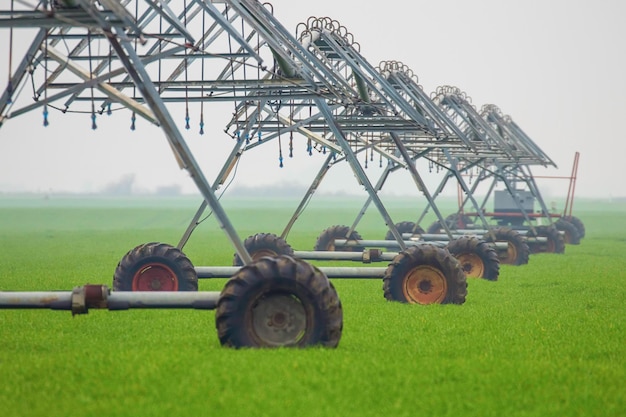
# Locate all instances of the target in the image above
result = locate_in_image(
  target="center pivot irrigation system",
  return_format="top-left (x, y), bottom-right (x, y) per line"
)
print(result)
top-left (178, 17), bottom-right (495, 288)
top-left (403, 87), bottom-right (584, 255)
top-left (0, 0), bottom-right (582, 348)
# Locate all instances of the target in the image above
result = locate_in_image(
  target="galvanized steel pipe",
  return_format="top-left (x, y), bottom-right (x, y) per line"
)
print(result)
top-left (0, 286), bottom-right (220, 312)
top-left (195, 266), bottom-right (387, 279)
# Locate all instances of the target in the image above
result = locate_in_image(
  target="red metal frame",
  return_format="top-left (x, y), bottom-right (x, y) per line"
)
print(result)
top-left (564, 152), bottom-right (580, 218)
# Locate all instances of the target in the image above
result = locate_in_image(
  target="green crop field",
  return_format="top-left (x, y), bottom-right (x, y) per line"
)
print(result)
top-left (0, 195), bottom-right (624, 417)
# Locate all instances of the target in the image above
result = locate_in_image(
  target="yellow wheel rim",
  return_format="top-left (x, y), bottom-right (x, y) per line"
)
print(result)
top-left (456, 252), bottom-right (485, 278)
top-left (402, 265), bottom-right (448, 304)
top-left (501, 241), bottom-right (518, 265)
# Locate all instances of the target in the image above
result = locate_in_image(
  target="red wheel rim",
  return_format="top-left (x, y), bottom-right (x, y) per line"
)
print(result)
top-left (132, 263), bottom-right (179, 291)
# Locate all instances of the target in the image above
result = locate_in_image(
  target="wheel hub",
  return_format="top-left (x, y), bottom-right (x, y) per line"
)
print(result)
top-left (402, 265), bottom-right (448, 304)
top-left (456, 252), bottom-right (485, 278)
top-left (501, 241), bottom-right (518, 265)
top-left (251, 293), bottom-right (307, 346)
top-left (132, 264), bottom-right (178, 291)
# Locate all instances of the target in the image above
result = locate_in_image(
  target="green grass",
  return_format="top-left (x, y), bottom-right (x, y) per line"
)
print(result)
top-left (0, 196), bottom-right (624, 417)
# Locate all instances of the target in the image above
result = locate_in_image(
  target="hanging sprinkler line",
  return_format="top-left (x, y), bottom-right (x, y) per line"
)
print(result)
top-left (43, 32), bottom-right (49, 127)
top-left (7, 0), bottom-right (13, 104)
top-left (225, 6), bottom-right (238, 131)
top-left (106, 42), bottom-right (112, 116)
top-left (87, 29), bottom-right (96, 130)
top-left (131, 0), bottom-right (138, 130)
top-left (183, 0), bottom-right (190, 130)
top-left (199, 8), bottom-right (205, 135)
top-left (241, 16), bottom-right (248, 123)
top-left (278, 119), bottom-right (283, 168)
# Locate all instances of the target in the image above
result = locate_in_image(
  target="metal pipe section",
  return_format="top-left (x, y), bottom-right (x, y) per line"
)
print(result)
top-left (332, 239), bottom-right (447, 249)
top-left (293, 250), bottom-right (397, 262)
top-left (0, 285), bottom-right (220, 312)
top-left (330, 238), bottom-right (513, 250)
top-left (0, 292), bottom-right (74, 309)
top-left (104, 292), bottom-right (220, 310)
top-left (195, 266), bottom-right (387, 279)
top-left (316, 267), bottom-right (387, 278)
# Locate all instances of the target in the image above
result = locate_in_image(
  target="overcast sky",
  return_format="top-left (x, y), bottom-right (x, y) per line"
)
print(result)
top-left (0, 0), bottom-right (624, 200)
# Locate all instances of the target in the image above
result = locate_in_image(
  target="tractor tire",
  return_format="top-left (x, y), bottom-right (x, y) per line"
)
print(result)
top-left (483, 227), bottom-right (530, 266)
top-left (563, 216), bottom-right (585, 239)
top-left (555, 219), bottom-right (581, 245)
top-left (314, 225), bottom-right (363, 252)
top-left (233, 233), bottom-right (295, 266)
top-left (216, 256), bottom-right (343, 348)
top-left (113, 242), bottom-right (198, 291)
top-left (383, 244), bottom-right (467, 304)
top-left (446, 236), bottom-right (500, 281)
top-left (445, 213), bottom-right (473, 229)
top-left (427, 214), bottom-right (472, 233)
top-left (528, 225), bottom-right (565, 254)
top-left (426, 221), bottom-right (443, 234)
top-left (384, 221), bottom-right (425, 240)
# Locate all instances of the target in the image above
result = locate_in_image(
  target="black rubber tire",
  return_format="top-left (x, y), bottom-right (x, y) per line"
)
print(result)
top-left (113, 242), bottom-right (198, 291)
top-left (427, 214), bottom-right (472, 233)
top-left (445, 213), bottom-right (473, 229)
top-left (555, 219), bottom-right (581, 245)
top-left (383, 244), bottom-right (467, 304)
top-left (528, 225), bottom-right (565, 254)
top-left (233, 233), bottom-right (295, 266)
top-left (426, 221), bottom-right (442, 234)
top-left (446, 236), bottom-right (500, 281)
top-left (384, 221), bottom-right (425, 240)
top-left (563, 216), bottom-right (585, 239)
top-left (483, 227), bottom-right (530, 266)
top-left (216, 256), bottom-right (343, 348)
top-left (314, 225), bottom-right (364, 252)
